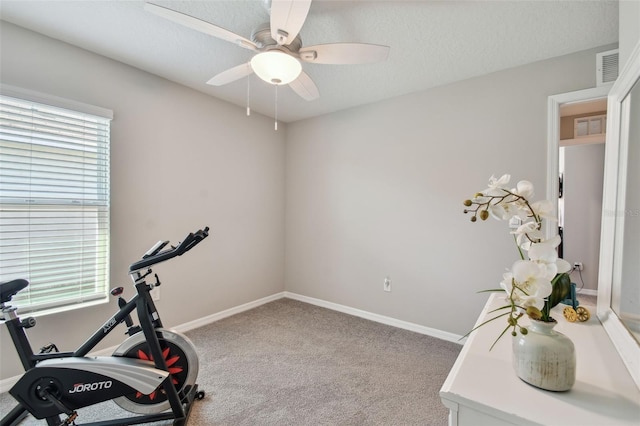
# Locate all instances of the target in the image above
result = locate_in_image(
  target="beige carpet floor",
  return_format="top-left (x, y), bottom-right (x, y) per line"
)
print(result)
top-left (0, 298), bottom-right (462, 425)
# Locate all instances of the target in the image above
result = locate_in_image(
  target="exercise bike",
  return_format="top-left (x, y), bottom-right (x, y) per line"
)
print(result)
top-left (0, 226), bottom-right (209, 426)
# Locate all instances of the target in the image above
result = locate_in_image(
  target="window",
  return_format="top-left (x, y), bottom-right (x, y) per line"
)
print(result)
top-left (0, 88), bottom-right (112, 315)
top-left (574, 114), bottom-right (606, 138)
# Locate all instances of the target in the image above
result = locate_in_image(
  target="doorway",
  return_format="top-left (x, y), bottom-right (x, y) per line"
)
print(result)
top-left (547, 86), bottom-right (611, 296)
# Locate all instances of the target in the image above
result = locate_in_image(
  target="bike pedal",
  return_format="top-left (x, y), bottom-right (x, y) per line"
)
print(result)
top-left (59, 410), bottom-right (78, 426)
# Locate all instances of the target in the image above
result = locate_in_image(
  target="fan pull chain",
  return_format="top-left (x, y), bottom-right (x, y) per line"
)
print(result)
top-left (274, 85), bottom-right (278, 131)
top-left (246, 76), bottom-right (251, 116)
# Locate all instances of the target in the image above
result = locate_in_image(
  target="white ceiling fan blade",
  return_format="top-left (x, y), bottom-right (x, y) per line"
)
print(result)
top-left (206, 63), bottom-right (253, 86)
top-left (299, 43), bottom-right (390, 64)
top-left (145, 2), bottom-right (257, 51)
top-left (270, 0), bottom-right (312, 46)
top-left (289, 71), bottom-right (319, 101)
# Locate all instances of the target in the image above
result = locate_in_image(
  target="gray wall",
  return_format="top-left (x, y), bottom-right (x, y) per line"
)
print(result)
top-left (0, 22), bottom-right (286, 379)
top-left (620, 0), bottom-right (640, 69)
top-left (284, 46), bottom-right (609, 336)
top-left (562, 143), bottom-right (605, 292)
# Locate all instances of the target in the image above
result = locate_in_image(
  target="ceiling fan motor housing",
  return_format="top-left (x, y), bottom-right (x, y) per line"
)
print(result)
top-left (251, 23), bottom-right (302, 53)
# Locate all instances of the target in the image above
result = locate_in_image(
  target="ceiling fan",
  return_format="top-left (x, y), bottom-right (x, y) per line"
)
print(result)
top-left (144, 0), bottom-right (391, 101)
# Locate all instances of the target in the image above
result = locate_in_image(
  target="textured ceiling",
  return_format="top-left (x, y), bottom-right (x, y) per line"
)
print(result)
top-left (0, 0), bottom-right (619, 123)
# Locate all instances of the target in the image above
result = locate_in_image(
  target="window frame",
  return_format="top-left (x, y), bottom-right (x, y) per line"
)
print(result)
top-left (0, 84), bottom-right (113, 317)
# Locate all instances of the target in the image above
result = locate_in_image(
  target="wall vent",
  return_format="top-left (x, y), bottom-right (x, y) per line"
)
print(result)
top-left (596, 49), bottom-right (619, 86)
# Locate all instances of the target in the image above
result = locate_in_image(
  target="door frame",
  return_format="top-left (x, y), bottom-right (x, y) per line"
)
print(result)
top-left (545, 86), bottom-right (611, 240)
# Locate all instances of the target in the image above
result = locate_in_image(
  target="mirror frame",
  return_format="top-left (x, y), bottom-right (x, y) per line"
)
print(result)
top-left (597, 39), bottom-right (640, 389)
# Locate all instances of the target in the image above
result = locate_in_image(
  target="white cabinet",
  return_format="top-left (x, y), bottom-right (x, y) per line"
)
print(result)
top-left (440, 294), bottom-right (640, 425)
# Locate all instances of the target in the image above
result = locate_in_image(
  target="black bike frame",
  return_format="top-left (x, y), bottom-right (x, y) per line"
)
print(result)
top-left (5, 272), bottom-right (159, 367)
top-left (2, 226), bottom-right (208, 426)
top-left (1, 270), bottom-right (186, 426)
top-left (75, 281), bottom-right (162, 357)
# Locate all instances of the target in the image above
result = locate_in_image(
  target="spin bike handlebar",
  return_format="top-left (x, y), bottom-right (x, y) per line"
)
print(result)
top-left (129, 226), bottom-right (209, 272)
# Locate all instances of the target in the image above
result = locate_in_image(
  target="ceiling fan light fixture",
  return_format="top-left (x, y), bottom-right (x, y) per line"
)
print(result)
top-left (251, 51), bottom-right (302, 85)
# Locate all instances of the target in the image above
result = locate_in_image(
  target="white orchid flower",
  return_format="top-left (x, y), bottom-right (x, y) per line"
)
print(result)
top-left (489, 203), bottom-right (512, 220)
top-left (484, 174), bottom-right (511, 196)
top-left (528, 239), bottom-right (572, 281)
top-left (545, 236), bottom-right (572, 275)
top-left (510, 221), bottom-right (542, 249)
top-left (530, 200), bottom-right (556, 221)
top-left (499, 271), bottom-right (514, 294)
top-left (513, 180), bottom-right (535, 199)
top-left (489, 197), bottom-right (530, 222)
top-left (501, 260), bottom-right (553, 310)
top-left (556, 258), bottom-right (571, 274)
top-left (546, 234), bottom-right (562, 248)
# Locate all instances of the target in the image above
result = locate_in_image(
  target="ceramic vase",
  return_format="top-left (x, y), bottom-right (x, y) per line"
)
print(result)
top-left (512, 319), bottom-right (576, 391)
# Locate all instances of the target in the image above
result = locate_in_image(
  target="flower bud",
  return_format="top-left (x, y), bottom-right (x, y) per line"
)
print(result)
top-left (526, 306), bottom-right (542, 320)
top-left (474, 193), bottom-right (483, 198)
top-left (470, 216), bottom-right (477, 222)
top-left (520, 328), bottom-right (528, 335)
top-left (479, 210), bottom-right (489, 221)
top-left (511, 331), bottom-right (517, 336)
top-left (463, 200), bottom-right (472, 207)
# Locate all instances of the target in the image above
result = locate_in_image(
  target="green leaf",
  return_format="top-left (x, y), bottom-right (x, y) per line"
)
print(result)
top-left (488, 304), bottom-right (513, 314)
top-left (489, 323), bottom-right (513, 351)
top-left (547, 273), bottom-right (571, 309)
top-left (459, 311), bottom-right (511, 341)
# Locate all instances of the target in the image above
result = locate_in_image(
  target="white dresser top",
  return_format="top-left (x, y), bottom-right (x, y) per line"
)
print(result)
top-left (440, 293), bottom-right (640, 425)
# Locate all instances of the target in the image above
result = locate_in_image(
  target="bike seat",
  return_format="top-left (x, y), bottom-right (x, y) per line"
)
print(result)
top-left (0, 279), bottom-right (29, 304)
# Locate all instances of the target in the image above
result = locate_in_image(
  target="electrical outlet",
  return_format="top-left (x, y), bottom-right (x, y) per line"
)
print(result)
top-left (573, 262), bottom-right (584, 271)
top-left (508, 216), bottom-right (522, 229)
top-left (383, 277), bottom-right (391, 292)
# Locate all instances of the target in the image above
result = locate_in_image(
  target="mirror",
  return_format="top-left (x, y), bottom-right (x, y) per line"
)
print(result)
top-left (611, 76), bottom-right (640, 342)
top-left (597, 39), bottom-right (640, 389)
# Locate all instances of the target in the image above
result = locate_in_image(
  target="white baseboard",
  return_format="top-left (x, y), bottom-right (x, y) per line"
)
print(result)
top-left (1, 290), bottom-right (462, 394)
top-left (171, 292), bottom-right (286, 333)
top-left (283, 291), bottom-right (464, 344)
top-left (576, 288), bottom-right (598, 296)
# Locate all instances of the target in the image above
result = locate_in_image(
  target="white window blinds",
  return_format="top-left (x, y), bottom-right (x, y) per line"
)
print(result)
top-left (0, 93), bottom-right (111, 315)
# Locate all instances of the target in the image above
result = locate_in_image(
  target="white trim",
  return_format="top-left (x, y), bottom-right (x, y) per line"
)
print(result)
top-left (284, 291), bottom-right (464, 344)
top-left (0, 84), bottom-right (113, 120)
top-left (441, 398), bottom-right (459, 426)
top-left (576, 288), bottom-right (598, 297)
top-left (171, 292), bottom-right (286, 333)
top-left (1, 290), bottom-right (462, 393)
